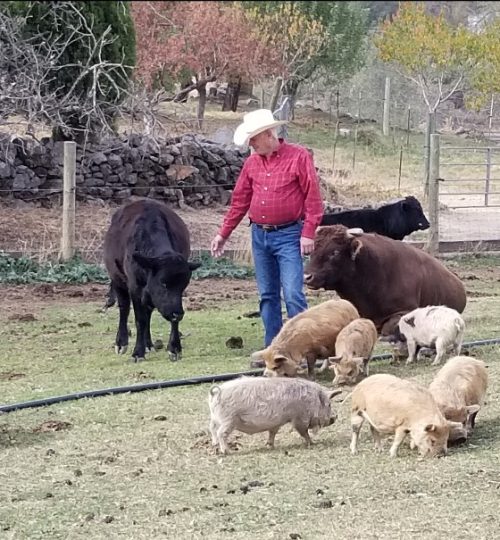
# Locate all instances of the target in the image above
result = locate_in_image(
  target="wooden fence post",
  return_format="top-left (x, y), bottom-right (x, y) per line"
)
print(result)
top-left (424, 111), bottom-right (436, 197)
top-left (60, 141), bottom-right (76, 261)
top-left (383, 76), bottom-right (391, 136)
top-left (428, 134), bottom-right (440, 256)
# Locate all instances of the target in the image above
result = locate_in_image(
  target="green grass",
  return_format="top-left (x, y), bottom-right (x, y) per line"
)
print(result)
top-left (0, 259), bottom-right (499, 539)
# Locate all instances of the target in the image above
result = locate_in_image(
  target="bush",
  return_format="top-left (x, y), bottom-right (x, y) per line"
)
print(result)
top-left (0, 252), bottom-right (254, 285)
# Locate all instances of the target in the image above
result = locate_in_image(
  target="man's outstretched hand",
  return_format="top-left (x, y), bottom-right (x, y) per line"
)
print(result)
top-left (210, 234), bottom-right (227, 258)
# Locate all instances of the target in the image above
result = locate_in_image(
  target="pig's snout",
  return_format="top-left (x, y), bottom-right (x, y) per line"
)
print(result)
top-left (328, 415), bottom-right (337, 426)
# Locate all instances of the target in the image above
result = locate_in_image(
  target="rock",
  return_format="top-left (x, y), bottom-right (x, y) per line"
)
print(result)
top-left (166, 165), bottom-right (199, 181)
top-left (0, 161), bottom-right (11, 178)
top-left (107, 153), bottom-right (123, 168)
top-left (90, 152), bottom-right (107, 165)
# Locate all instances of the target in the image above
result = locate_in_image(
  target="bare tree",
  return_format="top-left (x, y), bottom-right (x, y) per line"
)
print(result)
top-left (0, 3), bottom-right (136, 143)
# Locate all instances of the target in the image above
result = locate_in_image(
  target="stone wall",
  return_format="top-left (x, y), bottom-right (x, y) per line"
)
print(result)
top-left (0, 132), bottom-right (250, 208)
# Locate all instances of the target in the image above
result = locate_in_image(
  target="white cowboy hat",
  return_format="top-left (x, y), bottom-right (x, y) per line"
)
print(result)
top-left (233, 109), bottom-right (288, 146)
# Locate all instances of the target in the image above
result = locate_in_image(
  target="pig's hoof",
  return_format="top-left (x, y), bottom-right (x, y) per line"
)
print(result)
top-left (350, 446), bottom-right (358, 455)
top-left (130, 355), bottom-right (145, 363)
top-left (115, 345), bottom-right (127, 355)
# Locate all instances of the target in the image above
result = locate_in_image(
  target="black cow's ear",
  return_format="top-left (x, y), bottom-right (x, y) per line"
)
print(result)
top-left (188, 260), bottom-right (202, 271)
top-left (133, 252), bottom-right (159, 270)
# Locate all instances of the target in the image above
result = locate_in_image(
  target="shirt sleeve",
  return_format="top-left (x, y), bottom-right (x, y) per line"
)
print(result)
top-left (298, 149), bottom-right (324, 239)
top-left (218, 162), bottom-right (253, 239)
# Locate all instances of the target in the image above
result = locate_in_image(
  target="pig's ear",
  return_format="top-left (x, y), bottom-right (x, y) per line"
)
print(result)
top-left (328, 355), bottom-right (342, 364)
top-left (274, 355), bottom-right (288, 365)
top-left (353, 357), bottom-right (365, 369)
top-left (251, 349), bottom-right (266, 362)
top-left (424, 424), bottom-right (437, 432)
top-left (328, 389), bottom-right (343, 400)
top-left (466, 404), bottom-right (481, 415)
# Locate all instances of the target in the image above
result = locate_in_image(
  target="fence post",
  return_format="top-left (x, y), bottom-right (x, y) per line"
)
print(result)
top-left (485, 147), bottom-right (491, 206)
top-left (428, 134), bottom-right (440, 256)
top-left (60, 141), bottom-right (76, 261)
top-left (383, 76), bottom-right (391, 136)
top-left (424, 111), bottom-right (436, 198)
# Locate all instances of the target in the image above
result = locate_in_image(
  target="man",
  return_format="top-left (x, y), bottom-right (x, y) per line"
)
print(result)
top-left (210, 108), bottom-right (324, 351)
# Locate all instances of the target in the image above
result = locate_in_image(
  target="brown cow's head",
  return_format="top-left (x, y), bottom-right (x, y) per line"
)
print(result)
top-left (304, 226), bottom-right (364, 290)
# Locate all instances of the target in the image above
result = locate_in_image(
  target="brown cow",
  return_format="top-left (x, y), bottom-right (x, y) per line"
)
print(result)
top-left (103, 198), bottom-right (201, 362)
top-left (303, 226), bottom-right (466, 338)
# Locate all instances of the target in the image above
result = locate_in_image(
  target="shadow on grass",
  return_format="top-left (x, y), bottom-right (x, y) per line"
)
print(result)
top-left (466, 415), bottom-right (500, 446)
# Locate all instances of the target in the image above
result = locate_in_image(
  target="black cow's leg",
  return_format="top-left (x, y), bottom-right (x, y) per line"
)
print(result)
top-left (167, 320), bottom-right (182, 362)
top-left (145, 307), bottom-right (155, 353)
top-left (131, 296), bottom-right (148, 362)
top-left (114, 285), bottom-right (130, 355)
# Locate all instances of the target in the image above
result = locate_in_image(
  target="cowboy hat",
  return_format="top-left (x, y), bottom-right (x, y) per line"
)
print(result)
top-left (233, 109), bottom-right (288, 146)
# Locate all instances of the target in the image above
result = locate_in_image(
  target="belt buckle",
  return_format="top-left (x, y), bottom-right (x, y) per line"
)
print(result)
top-left (262, 224), bottom-right (274, 232)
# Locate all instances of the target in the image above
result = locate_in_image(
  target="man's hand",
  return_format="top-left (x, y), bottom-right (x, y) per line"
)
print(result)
top-left (211, 234), bottom-right (227, 258)
top-left (300, 236), bottom-right (315, 256)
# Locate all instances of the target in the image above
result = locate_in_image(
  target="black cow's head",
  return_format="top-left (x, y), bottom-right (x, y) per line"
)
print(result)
top-left (133, 252), bottom-right (201, 321)
top-left (401, 196), bottom-right (430, 232)
top-left (304, 226), bottom-right (364, 290)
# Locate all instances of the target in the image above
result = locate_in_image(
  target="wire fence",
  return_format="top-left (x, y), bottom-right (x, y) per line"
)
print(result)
top-left (2, 78), bottom-right (500, 262)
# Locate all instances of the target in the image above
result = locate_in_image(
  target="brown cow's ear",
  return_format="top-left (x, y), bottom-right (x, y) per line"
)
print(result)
top-left (351, 239), bottom-right (363, 261)
top-left (274, 355), bottom-right (288, 365)
top-left (328, 356), bottom-right (342, 364)
top-left (424, 424), bottom-right (436, 432)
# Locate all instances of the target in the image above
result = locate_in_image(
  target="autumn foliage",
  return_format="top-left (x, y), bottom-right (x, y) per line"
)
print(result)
top-left (375, 1), bottom-right (500, 111)
top-left (131, 1), bottom-right (283, 89)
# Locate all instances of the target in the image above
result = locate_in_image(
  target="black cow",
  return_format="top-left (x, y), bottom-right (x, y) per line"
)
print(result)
top-left (320, 196), bottom-right (429, 241)
top-left (103, 198), bottom-right (201, 362)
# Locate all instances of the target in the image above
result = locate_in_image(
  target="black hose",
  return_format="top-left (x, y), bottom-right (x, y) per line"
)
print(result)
top-left (0, 338), bottom-right (498, 414)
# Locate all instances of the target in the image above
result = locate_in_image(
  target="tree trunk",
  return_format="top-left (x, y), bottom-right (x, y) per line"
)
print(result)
top-left (269, 77), bottom-right (283, 113)
top-left (282, 79), bottom-right (300, 121)
top-left (197, 83), bottom-right (207, 130)
top-left (222, 74), bottom-right (241, 112)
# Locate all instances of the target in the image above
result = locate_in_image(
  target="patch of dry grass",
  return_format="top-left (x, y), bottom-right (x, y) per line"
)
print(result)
top-left (0, 258), bottom-right (499, 539)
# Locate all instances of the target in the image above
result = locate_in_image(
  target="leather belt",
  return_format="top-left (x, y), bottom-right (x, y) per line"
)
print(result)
top-left (252, 220), bottom-right (299, 232)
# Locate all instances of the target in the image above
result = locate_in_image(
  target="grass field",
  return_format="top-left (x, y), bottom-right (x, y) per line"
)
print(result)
top-left (0, 254), bottom-right (499, 540)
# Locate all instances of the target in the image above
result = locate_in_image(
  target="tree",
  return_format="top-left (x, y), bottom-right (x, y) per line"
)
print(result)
top-left (243, 2), bottom-right (368, 113)
top-left (1, 1), bottom-right (136, 140)
top-left (374, 2), bottom-right (476, 114)
top-left (131, 2), bottom-right (282, 128)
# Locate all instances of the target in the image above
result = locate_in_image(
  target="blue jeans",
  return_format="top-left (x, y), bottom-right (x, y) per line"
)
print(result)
top-left (251, 222), bottom-right (308, 347)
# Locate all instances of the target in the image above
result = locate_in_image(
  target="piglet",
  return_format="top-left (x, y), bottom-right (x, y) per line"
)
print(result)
top-left (397, 305), bottom-right (465, 365)
top-left (208, 376), bottom-right (342, 454)
top-left (350, 373), bottom-right (462, 458)
top-left (429, 355), bottom-right (488, 443)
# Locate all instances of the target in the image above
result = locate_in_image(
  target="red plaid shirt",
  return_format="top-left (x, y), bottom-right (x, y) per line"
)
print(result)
top-left (219, 140), bottom-right (324, 239)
